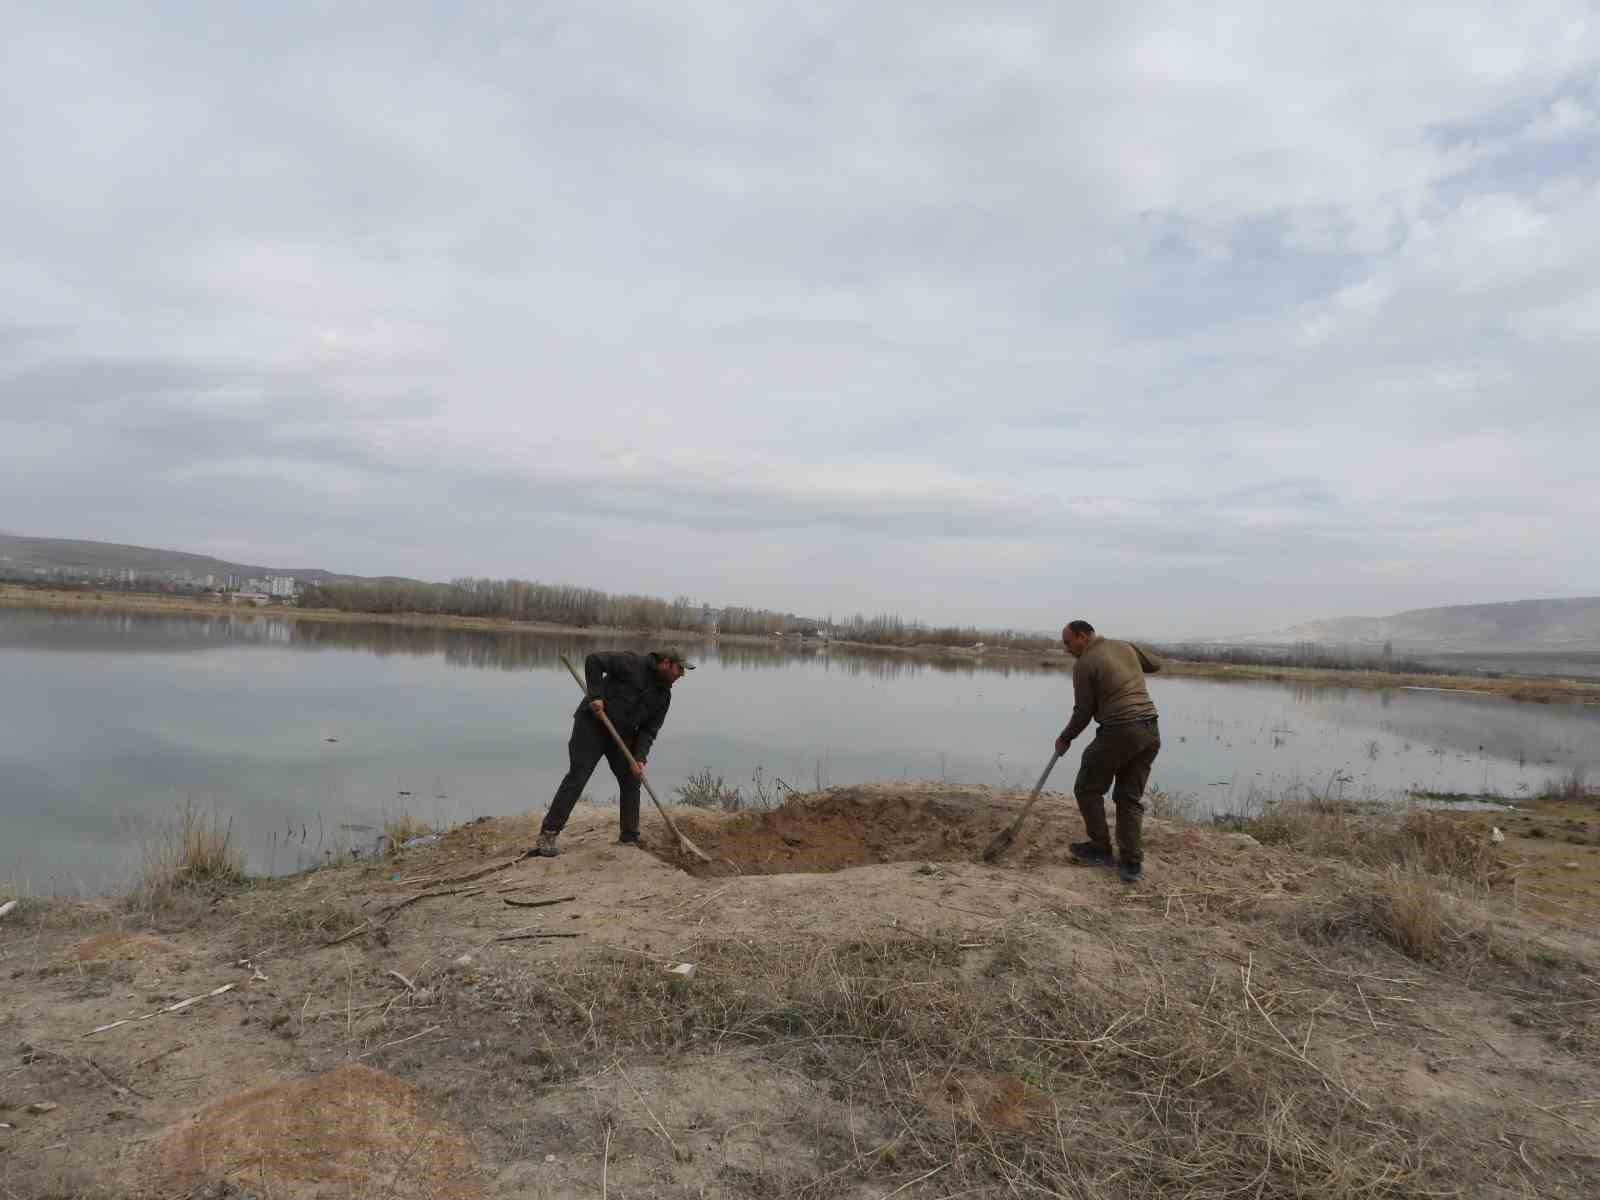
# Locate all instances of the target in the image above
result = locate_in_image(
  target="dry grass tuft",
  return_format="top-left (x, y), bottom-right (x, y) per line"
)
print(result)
top-left (132, 798), bottom-right (247, 906)
top-left (674, 768), bottom-right (756, 811)
top-left (1230, 799), bottom-right (1504, 886)
top-left (1286, 872), bottom-right (1599, 1061)
top-left (1146, 786), bottom-right (1202, 822)
top-left (1544, 766), bottom-right (1592, 802)
top-left (1297, 868), bottom-right (1458, 962)
top-left (383, 812), bottom-right (435, 853)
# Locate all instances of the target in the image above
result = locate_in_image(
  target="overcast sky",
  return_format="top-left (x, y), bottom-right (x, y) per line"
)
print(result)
top-left (2, 3), bottom-right (1597, 637)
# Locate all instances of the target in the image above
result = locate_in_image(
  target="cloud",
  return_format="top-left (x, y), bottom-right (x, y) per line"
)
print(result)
top-left (1, 2), bottom-right (1598, 635)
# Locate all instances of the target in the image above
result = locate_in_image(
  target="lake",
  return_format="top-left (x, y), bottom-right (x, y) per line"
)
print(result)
top-left (4, 608), bottom-right (1597, 891)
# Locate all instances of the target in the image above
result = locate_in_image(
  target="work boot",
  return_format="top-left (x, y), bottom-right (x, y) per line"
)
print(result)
top-left (1069, 841), bottom-right (1115, 867)
top-left (1118, 860), bottom-right (1143, 884)
top-left (534, 831), bottom-right (560, 858)
top-left (616, 832), bottom-right (641, 847)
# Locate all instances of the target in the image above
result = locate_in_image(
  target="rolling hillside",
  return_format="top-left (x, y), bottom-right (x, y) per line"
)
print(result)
top-left (1232, 597), bottom-right (1600, 652)
top-left (0, 534), bottom-right (386, 585)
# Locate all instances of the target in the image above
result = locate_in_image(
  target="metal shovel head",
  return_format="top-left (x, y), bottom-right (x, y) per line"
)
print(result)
top-left (980, 825), bottom-right (1016, 862)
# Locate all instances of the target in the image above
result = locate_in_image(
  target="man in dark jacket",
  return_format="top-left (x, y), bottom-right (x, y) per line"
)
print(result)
top-left (1055, 620), bottom-right (1162, 883)
top-left (533, 648), bottom-right (693, 856)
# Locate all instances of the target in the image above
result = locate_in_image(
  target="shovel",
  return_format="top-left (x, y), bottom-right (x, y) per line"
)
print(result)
top-left (981, 750), bottom-right (1061, 862)
top-left (559, 654), bottom-right (712, 864)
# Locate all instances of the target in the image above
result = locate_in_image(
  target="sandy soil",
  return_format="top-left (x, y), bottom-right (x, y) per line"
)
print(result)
top-left (3, 785), bottom-right (1597, 1198)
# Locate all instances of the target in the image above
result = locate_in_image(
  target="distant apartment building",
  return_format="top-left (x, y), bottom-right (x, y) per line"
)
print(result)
top-left (267, 575), bottom-right (297, 598)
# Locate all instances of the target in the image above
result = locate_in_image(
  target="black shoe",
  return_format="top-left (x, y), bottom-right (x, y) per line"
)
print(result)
top-left (1119, 860), bottom-right (1143, 883)
top-left (534, 831), bottom-right (560, 858)
top-left (1069, 841), bottom-right (1115, 867)
top-left (617, 833), bottom-right (641, 846)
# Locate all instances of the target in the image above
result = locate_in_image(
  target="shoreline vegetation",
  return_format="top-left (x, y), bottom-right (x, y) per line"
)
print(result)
top-left (4, 779), bottom-right (1596, 1198)
top-left (7, 581), bottom-right (1599, 705)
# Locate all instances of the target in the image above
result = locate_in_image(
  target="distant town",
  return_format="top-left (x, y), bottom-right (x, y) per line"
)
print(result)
top-left (0, 560), bottom-right (303, 606)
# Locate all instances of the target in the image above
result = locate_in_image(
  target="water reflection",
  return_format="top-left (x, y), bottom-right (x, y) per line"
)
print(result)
top-left (0, 607), bottom-right (1052, 681)
top-left (4, 608), bottom-right (1598, 891)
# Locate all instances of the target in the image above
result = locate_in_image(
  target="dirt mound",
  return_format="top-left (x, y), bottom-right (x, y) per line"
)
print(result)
top-left (654, 784), bottom-right (1083, 876)
top-left (73, 931), bottom-right (183, 961)
top-left (922, 1070), bottom-right (1052, 1132)
top-left (149, 1064), bottom-right (483, 1200)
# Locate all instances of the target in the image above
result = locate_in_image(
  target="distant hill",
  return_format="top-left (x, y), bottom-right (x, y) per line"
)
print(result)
top-left (0, 534), bottom-right (401, 585)
top-left (1224, 597), bottom-right (1600, 653)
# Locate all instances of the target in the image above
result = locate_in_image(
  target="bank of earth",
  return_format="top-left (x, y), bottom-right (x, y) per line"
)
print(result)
top-left (3, 783), bottom-right (1598, 1198)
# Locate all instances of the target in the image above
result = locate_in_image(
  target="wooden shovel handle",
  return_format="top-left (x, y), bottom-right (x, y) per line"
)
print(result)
top-left (559, 654), bottom-right (709, 861)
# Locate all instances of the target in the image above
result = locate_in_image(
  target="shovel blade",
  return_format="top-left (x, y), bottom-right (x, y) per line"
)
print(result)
top-left (980, 824), bottom-right (1017, 862)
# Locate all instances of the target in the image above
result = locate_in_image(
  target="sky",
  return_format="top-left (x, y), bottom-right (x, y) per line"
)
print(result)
top-left (2, 3), bottom-right (1597, 638)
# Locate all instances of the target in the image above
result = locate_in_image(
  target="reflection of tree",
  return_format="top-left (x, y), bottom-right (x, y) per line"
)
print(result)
top-left (284, 622), bottom-right (1055, 682)
top-left (0, 608), bottom-right (291, 654)
top-left (289, 621), bottom-right (605, 671)
top-left (6, 605), bottom-right (1062, 683)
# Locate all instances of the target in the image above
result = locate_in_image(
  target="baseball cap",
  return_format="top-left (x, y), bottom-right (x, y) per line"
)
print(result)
top-left (659, 646), bottom-right (696, 670)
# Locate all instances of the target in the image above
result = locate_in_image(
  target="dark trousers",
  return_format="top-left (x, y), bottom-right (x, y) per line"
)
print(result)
top-left (540, 715), bottom-right (641, 838)
top-left (1075, 718), bottom-right (1161, 866)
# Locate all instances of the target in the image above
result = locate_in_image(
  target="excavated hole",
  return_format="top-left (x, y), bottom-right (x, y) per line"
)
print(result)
top-left (641, 785), bottom-right (1081, 878)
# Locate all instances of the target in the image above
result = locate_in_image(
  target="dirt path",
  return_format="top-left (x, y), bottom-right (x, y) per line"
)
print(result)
top-left (3, 788), bottom-right (1597, 1198)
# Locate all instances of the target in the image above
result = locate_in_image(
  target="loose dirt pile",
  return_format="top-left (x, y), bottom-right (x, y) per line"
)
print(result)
top-left (658, 782), bottom-right (1090, 876)
top-left (150, 1064), bottom-right (483, 1199)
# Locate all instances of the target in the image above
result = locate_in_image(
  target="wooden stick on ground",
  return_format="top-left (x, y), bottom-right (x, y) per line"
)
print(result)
top-left (494, 930), bottom-right (581, 941)
top-left (323, 921), bottom-right (371, 947)
top-left (132, 1043), bottom-right (186, 1069)
top-left (503, 895), bottom-right (576, 909)
top-left (375, 886), bottom-right (481, 922)
top-left (559, 654), bottom-right (712, 863)
top-left (85, 982), bottom-right (239, 1038)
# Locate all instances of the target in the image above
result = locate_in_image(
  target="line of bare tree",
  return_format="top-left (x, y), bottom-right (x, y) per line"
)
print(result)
top-left (296, 576), bottom-right (1058, 652)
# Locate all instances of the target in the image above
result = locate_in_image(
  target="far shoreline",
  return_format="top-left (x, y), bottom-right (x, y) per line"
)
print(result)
top-left (5, 582), bottom-right (1599, 706)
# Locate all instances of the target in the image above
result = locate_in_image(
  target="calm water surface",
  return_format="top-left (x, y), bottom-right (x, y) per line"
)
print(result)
top-left (3, 609), bottom-right (1596, 890)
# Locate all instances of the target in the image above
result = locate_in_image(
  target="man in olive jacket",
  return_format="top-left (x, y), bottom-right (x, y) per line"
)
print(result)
top-left (533, 648), bottom-right (692, 856)
top-left (1055, 620), bottom-right (1162, 882)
